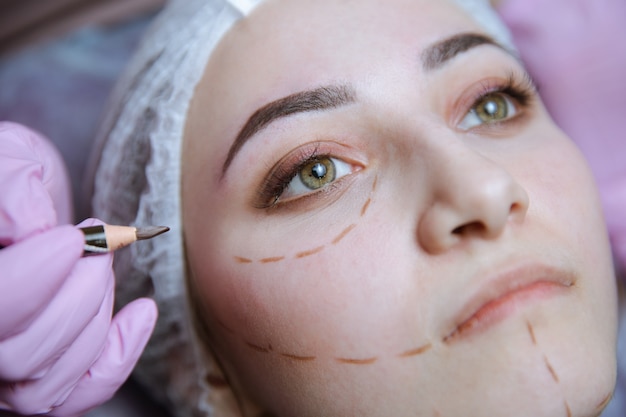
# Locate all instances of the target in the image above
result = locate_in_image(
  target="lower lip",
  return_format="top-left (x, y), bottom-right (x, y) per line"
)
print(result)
top-left (445, 281), bottom-right (569, 343)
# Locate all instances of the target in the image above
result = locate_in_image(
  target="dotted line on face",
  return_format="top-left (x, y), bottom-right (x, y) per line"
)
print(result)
top-left (224, 175), bottom-right (436, 365)
top-left (526, 320), bottom-right (572, 417)
top-left (233, 176), bottom-right (377, 265)
top-left (238, 340), bottom-right (434, 366)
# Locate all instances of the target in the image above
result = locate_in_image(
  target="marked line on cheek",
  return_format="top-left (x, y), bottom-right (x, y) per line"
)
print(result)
top-left (295, 246), bottom-right (325, 258)
top-left (596, 392), bottom-right (613, 411)
top-left (260, 256), bottom-right (286, 264)
top-left (245, 341), bottom-right (272, 353)
top-left (564, 401), bottom-right (572, 417)
top-left (336, 356), bottom-right (378, 365)
top-left (234, 256), bottom-right (253, 264)
top-left (398, 343), bottom-right (432, 358)
top-left (526, 321), bottom-right (537, 345)
top-left (372, 175), bottom-right (378, 192)
top-left (332, 224), bottom-right (357, 245)
top-left (280, 353), bottom-right (317, 362)
top-left (543, 355), bottom-right (560, 383)
top-left (217, 319), bottom-right (235, 334)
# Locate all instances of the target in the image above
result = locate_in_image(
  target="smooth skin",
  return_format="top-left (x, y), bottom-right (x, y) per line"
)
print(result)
top-left (182, 0), bottom-right (617, 416)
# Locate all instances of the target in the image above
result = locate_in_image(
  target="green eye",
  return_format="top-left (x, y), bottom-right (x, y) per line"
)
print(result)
top-left (475, 94), bottom-right (509, 122)
top-left (459, 92), bottom-right (518, 130)
top-left (298, 157), bottom-right (336, 190)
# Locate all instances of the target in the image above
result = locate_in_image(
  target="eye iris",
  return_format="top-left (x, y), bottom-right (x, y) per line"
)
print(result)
top-left (299, 158), bottom-right (336, 190)
top-left (476, 94), bottom-right (507, 122)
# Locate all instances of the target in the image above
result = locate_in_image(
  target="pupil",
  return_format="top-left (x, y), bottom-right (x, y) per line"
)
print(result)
top-left (484, 100), bottom-right (498, 116)
top-left (311, 162), bottom-right (327, 179)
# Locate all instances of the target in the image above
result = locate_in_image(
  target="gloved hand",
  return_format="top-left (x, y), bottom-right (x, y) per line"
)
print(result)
top-left (0, 122), bottom-right (158, 416)
top-left (497, 0), bottom-right (626, 274)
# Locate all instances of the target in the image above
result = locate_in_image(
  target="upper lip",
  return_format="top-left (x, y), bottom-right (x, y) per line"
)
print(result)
top-left (443, 261), bottom-right (576, 343)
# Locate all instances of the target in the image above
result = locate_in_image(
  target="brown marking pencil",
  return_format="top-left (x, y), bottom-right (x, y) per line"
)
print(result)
top-left (80, 224), bottom-right (169, 255)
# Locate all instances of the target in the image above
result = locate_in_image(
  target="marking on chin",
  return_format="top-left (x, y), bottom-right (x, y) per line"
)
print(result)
top-left (543, 355), bottom-right (560, 383)
top-left (360, 198), bottom-right (372, 217)
top-left (564, 400), bottom-right (572, 417)
top-left (526, 321), bottom-right (537, 345)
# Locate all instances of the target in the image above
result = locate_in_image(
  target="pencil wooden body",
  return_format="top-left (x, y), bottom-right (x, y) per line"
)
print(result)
top-left (82, 225), bottom-right (137, 253)
top-left (81, 224), bottom-right (169, 255)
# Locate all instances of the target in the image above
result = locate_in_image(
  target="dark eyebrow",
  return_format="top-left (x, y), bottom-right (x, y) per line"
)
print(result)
top-left (422, 32), bottom-right (507, 71)
top-left (221, 84), bottom-right (356, 176)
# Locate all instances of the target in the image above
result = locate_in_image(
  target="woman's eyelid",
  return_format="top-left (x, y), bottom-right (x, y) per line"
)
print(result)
top-left (282, 156), bottom-right (354, 199)
top-left (255, 140), bottom-right (366, 208)
top-left (447, 70), bottom-right (537, 129)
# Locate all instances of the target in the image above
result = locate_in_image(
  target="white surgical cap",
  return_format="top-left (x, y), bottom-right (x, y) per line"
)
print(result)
top-left (91, 1), bottom-right (514, 416)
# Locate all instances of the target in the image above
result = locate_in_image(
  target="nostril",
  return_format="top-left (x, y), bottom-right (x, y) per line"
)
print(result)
top-left (452, 221), bottom-right (485, 236)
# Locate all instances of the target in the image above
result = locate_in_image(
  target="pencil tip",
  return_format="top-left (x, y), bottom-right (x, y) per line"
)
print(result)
top-left (136, 226), bottom-right (170, 240)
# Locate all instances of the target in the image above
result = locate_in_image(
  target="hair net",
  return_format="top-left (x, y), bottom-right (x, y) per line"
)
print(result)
top-left (90, 0), bottom-right (515, 416)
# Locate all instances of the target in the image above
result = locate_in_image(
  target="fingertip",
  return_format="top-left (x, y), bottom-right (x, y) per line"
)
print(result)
top-left (118, 298), bottom-right (159, 341)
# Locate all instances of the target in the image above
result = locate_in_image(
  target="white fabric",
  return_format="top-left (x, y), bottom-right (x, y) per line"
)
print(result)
top-left (91, 1), bottom-right (514, 416)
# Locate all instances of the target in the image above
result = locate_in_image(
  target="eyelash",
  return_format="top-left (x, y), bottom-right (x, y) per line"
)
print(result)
top-left (255, 144), bottom-right (354, 209)
top-left (457, 71), bottom-right (537, 129)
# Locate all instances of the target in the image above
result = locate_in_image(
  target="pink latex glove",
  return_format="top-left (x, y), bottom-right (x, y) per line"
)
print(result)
top-left (498, 0), bottom-right (626, 273)
top-left (0, 122), bottom-right (157, 416)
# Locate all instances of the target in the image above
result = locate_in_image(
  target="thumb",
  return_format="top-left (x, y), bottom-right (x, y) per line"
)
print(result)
top-left (50, 298), bottom-right (157, 417)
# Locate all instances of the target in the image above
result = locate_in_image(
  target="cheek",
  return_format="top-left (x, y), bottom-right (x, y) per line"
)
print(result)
top-left (519, 128), bottom-right (610, 257)
top-left (191, 218), bottom-right (424, 361)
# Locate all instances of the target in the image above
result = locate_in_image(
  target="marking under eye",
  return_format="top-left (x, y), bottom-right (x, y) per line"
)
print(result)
top-left (296, 246), bottom-right (325, 258)
top-left (332, 224), bottom-right (357, 245)
top-left (260, 256), bottom-right (285, 264)
top-left (398, 343), bottom-right (432, 358)
top-left (526, 321), bottom-right (537, 345)
top-left (372, 175), bottom-right (378, 192)
top-left (280, 353), bottom-right (317, 362)
top-left (543, 355), bottom-right (559, 383)
top-left (336, 356), bottom-right (378, 365)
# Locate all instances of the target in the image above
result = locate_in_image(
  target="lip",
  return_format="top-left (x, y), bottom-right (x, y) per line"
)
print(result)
top-left (443, 263), bottom-right (575, 344)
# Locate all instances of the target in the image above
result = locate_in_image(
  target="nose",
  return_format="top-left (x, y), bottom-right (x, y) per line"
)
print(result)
top-left (417, 149), bottom-right (529, 254)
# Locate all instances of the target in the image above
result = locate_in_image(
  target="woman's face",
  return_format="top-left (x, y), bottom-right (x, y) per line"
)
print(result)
top-left (182, 0), bottom-right (617, 415)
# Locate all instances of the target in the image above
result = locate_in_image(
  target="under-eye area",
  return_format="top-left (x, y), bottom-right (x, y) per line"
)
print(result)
top-left (233, 175), bottom-right (378, 264)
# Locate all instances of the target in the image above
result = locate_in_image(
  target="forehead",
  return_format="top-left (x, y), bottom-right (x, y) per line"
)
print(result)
top-left (209, 0), bottom-right (483, 88)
